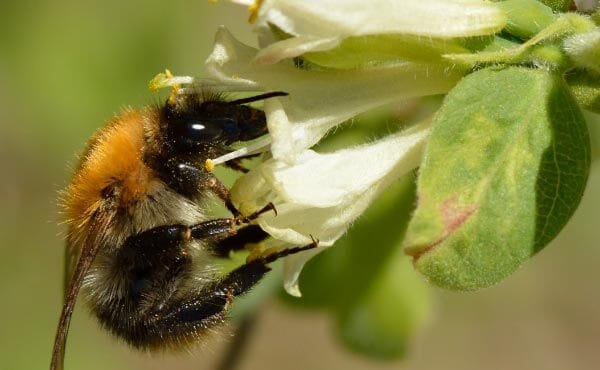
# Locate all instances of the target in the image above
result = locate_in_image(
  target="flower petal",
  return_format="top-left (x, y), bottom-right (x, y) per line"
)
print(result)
top-left (206, 27), bottom-right (462, 161)
top-left (250, 0), bottom-right (506, 64)
top-left (254, 35), bottom-right (342, 65)
top-left (230, 120), bottom-right (432, 295)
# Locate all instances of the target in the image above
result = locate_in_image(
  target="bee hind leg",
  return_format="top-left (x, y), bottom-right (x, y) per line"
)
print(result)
top-left (155, 241), bottom-right (317, 342)
top-left (103, 223), bottom-right (316, 349)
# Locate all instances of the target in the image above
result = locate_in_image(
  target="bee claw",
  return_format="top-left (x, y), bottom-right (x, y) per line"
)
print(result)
top-left (235, 203), bottom-right (278, 225)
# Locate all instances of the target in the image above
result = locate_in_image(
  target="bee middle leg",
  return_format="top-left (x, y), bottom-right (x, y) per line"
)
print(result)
top-left (156, 158), bottom-right (270, 218)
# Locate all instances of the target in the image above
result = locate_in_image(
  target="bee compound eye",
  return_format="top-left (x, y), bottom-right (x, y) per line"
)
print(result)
top-left (170, 119), bottom-right (226, 148)
top-left (185, 120), bottom-right (224, 142)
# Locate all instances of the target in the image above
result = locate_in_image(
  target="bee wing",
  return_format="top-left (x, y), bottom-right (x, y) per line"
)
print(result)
top-left (51, 240), bottom-right (102, 370)
top-left (63, 241), bottom-right (81, 295)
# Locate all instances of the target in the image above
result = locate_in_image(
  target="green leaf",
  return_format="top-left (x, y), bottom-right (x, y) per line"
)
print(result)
top-left (404, 66), bottom-right (591, 290)
top-left (336, 256), bottom-right (430, 359)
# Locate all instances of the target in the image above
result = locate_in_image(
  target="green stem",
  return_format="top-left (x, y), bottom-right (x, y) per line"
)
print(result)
top-left (215, 313), bottom-right (258, 370)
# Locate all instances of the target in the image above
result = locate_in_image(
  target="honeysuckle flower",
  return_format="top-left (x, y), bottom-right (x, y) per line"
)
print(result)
top-left (154, 0), bottom-right (510, 295)
top-left (563, 29), bottom-right (600, 74)
top-left (202, 28), bottom-right (456, 295)
top-left (231, 118), bottom-right (431, 295)
top-left (205, 27), bottom-right (461, 163)
top-left (242, 0), bottom-right (507, 65)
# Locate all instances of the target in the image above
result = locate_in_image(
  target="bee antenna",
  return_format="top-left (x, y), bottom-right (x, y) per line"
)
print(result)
top-left (228, 91), bottom-right (288, 105)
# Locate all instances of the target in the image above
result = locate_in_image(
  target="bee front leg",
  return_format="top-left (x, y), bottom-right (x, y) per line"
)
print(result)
top-left (203, 173), bottom-right (241, 217)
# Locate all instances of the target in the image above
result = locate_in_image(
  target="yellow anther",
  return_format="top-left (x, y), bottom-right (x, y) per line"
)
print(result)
top-left (248, 0), bottom-right (263, 24)
top-left (204, 159), bottom-right (216, 172)
top-left (148, 70), bottom-right (169, 92)
top-left (148, 69), bottom-right (181, 103)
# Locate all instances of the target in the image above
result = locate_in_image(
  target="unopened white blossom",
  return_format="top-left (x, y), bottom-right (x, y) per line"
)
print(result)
top-left (564, 29), bottom-right (600, 75)
top-left (206, 27), bottom-right (460, 163)
top-left (249, 0), bottom-right (507, 64)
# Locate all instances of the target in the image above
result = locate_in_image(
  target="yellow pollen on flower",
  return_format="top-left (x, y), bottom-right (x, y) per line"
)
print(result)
top-left (148, 69), bottom-right (170, 92)
top-left (248, 0), bottom-right (263, 24)
top-left (164, 69), bottom-right (181, 106)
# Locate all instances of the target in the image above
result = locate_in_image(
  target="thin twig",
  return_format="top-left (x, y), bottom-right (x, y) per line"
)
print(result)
top-left (215, 313), bottom-right (258, 370)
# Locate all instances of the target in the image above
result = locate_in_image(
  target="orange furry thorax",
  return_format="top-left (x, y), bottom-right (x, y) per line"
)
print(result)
top-left (63, 109), bottom-right (157, 229)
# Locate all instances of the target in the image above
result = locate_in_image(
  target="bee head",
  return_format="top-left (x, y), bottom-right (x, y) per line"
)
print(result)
top-left (159, 90), bottom-right (287, 155)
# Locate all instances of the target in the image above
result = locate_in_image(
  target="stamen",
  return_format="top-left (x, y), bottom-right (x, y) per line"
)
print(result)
top-left (148, 70), bottom-right (195, 91)
top-left (210, 136), bottom-right (272, 166)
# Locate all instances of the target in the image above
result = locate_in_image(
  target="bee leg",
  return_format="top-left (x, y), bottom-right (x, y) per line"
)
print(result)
top-left (97, 219), bottom-right (241, 342)
top-left (203, 173), bottom-right (278, 223)
top-left (224, 159), bottom-right (249, 173)
top-left (156, 159), bottom-right (271, 218)
top-left (223, 153), bottom-right (263, 173)
top-left (115, 220), bottom-right (238, 296)
top-left (203, 173), bottom-right (241, 217)
top-left (103, 225), bottom-right (316, 348)
top-left (150, 158), bottom-right (242, 216)
top-left (159, 259), bottom-right (271, 333)
top-left (116, 224), bottom-right (192, 271)
top-left (209, 224), bottom-right (269, 257)
top-left (157, 241), bottom-right (317, 334)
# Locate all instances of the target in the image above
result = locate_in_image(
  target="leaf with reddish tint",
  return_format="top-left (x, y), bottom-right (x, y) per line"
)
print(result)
top-left (404, 66), bottom-right (590, 290)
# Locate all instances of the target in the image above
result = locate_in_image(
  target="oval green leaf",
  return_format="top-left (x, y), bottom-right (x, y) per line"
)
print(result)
top-left (404, 66), bottom-right (591, 290)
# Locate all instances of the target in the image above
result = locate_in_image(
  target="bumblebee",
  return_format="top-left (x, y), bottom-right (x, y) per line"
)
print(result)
top-left (50, 88), bottom-right (315, 370)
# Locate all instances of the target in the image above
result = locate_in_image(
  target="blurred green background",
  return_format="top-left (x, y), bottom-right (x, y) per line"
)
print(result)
top-left (1, 1), bottom-right (600, 369)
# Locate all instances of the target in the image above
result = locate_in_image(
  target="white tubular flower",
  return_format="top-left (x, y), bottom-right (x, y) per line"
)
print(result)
top-left (249, 0), bottom-right (507, 64)
top-left (206, 27), bottom-right (460, 163)
top-left (200, 3), bottom-right (471, 294)
top-left (153, 0), bottom-right (505, 295)
top-left (564, 29), bottom-right (600, 75)
top-left (231, 120), bottom-right (431, 296)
